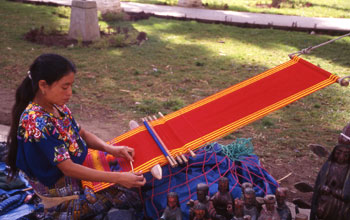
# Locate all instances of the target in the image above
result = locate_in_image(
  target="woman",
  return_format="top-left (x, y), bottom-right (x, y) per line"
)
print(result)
top-left (6, 53), bottom-right (146, 219)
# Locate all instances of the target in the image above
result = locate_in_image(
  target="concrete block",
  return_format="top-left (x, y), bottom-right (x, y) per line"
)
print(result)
top-left (68, 0), bottom-right (100, 42)
top-left (98, 0), bottom-right (122, 14)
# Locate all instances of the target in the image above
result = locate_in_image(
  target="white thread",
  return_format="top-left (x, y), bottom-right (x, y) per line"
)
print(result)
top-left (27, 71), bottom-right (32, 80)
top-left (340, 133), bottom-right (350, 141)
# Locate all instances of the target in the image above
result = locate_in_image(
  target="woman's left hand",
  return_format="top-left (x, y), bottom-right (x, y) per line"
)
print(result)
top-left (106, 145), bottom-right (135, 162)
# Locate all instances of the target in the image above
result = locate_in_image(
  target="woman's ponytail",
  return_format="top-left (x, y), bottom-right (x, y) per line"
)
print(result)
top-left (7, 76), bottom-right (36, 178)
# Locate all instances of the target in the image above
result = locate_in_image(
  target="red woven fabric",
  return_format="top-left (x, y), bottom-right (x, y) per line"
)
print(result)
top-left (82, 57), bottom-right (338, 192)
top-left (108, 57), bottom-right (338, 173)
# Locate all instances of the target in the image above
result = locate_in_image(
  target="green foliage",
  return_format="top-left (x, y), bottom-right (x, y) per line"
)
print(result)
top-left (113, 34), bottom-right (127, 47)
top-left (261, 118), bottom-right (275, 128)
top-left (163, 98), bottom-right (185, 111)
top-left (101, 11), bottom-right (127, 22)
top-left (136, 99), bottom-right (162, 114)
top-left (52, 6), bottom-right (70, 19)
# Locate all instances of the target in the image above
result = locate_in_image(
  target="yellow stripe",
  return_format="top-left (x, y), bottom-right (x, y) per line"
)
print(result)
top-left (133, 75), bottom-right (337, 172)
top-left (109, 58), bottom-right (299, 145)
top-left (183, 76), bottom-right (337, 150)
top-left (133, 74), bottom-right (337, 173)
top-left (115, 58), bottom-right (338, 173)
top-left (165, 59), bottom-right (299, 121)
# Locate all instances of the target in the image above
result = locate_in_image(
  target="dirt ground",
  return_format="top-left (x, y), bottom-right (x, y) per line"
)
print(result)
top-left (0, 86), bottom-right (319, 211)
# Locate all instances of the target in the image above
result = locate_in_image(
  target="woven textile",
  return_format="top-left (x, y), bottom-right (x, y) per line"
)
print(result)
top-left (108, 57), bottom-right (339, 174)
top-left (82, 57), bottom-right (339, 193)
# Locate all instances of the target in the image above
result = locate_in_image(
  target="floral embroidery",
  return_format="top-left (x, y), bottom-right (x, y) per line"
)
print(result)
top-left (54, 144), bottom-right (70, 163)
top-left (18, 102), bottom-right (85, 164)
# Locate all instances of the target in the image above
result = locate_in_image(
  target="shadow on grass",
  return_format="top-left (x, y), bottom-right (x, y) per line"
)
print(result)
top-left (132, 17), bottom-right (350, 69)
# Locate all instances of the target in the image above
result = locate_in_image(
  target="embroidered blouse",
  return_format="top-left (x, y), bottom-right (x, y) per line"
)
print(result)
top-left (16, 102), bottom-right (87, 187)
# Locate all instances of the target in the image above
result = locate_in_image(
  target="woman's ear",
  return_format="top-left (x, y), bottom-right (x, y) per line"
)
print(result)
top-left (38, 80), bottom-right (48, 95)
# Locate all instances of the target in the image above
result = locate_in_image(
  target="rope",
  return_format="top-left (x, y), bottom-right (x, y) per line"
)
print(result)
top-left (288, 32), bottom-right (350, 59)
top-left (204, 138), bottom-right (254, 161)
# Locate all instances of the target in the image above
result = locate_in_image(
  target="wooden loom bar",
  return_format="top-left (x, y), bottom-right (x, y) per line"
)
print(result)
top-left (142, 118), bottom-right (177, 167)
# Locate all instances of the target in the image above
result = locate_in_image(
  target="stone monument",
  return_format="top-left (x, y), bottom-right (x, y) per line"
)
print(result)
top-left (68, 0), bottom-right (100, 42)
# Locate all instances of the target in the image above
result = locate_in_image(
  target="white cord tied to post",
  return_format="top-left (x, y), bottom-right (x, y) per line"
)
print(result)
top-left (288, 32), bottom-right (350, 87)
top-left (289, 32), bottom-right (350, 59)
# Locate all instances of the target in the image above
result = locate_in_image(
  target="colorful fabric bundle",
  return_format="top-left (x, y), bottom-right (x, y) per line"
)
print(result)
top-left (82, 149), bottom-right (115, 192)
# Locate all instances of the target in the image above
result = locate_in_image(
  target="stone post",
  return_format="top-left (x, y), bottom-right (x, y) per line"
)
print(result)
top-left (68, 0), bottom-right (100, 42)
top-left (178, 0), bottom-right (202, 7)
top-left (97, 0), bottom-right (122, 14)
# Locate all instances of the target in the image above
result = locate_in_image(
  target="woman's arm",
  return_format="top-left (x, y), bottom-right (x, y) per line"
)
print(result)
top-left (79, 127), bottom-right (134, 161)
top-left (57, 159), bottom-right (146, 188)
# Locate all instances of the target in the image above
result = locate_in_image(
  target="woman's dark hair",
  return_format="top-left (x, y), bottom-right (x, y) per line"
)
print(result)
top-left (7, 53), bottom-right (76, 178)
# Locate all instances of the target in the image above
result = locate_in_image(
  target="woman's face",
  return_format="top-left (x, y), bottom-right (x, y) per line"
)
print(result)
top-left (44, 72), bottom-right (75, 106)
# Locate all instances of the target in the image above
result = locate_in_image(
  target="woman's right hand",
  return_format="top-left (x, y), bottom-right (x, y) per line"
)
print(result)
top-left (116, 171), bottom-right (146, 188)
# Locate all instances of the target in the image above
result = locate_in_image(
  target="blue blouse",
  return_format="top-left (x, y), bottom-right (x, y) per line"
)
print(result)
top-left (16, 102), bottom-right (87, 186)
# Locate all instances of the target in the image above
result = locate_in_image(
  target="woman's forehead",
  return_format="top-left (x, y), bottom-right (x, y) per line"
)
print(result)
top-left (57, 72), bottom-right (75, 84)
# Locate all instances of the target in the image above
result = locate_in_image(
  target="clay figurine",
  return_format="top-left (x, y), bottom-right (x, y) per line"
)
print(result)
top-left (160, 192), bottom-right (182, 220)
top-left (188, 183), bottom-right (211, 220)
top-left (232, 198), bottom-right (245, 220)
top-left (257, 195), bottom-right (280, 220)
top-left (310, 143), bottom-right (350, 220)
top-left (193, 203), bottom-right (212, 220)
top-left (275, 187), bottom-right (291, 220)
top-left (243, 187), bottom-right (258, 220)
top-left (241, 182), bottom-right (253, 198)
top-left (209, 177), bottom-right (234, 220)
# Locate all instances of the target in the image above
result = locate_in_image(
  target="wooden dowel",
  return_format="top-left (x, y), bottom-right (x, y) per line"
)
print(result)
top-left (142, 118), bottom-right (177, 167)
top-left (130, 161), bottom-right (134, 173)
top-left (176, 155), bottom-right (184, 164)
top-left (189, 149), bottom-right (196, 158)
top-left (157, 111), bottom-right (195, 161)
top-left (180, 154), bottom-right (188, 163)
top-left (146, 117), bottom-right (178, 166)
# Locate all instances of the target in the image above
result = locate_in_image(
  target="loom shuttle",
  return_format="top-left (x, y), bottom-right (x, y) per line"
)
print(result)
top-left (150, 164), bottom-right (162, 180)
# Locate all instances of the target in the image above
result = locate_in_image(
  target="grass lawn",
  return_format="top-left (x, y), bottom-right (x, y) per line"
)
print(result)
top-left (1, 0), bottom-right (350, 189)
top-left (124, 0), bottom-right (350, 18)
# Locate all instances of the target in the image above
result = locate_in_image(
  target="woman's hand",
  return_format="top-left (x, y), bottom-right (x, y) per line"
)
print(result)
top-left (106, 145), bottom-right (135, 162)
top-left (58, 159), bottom-right (146, 187)
top-left (117, 171), bottom-right (146, 188)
